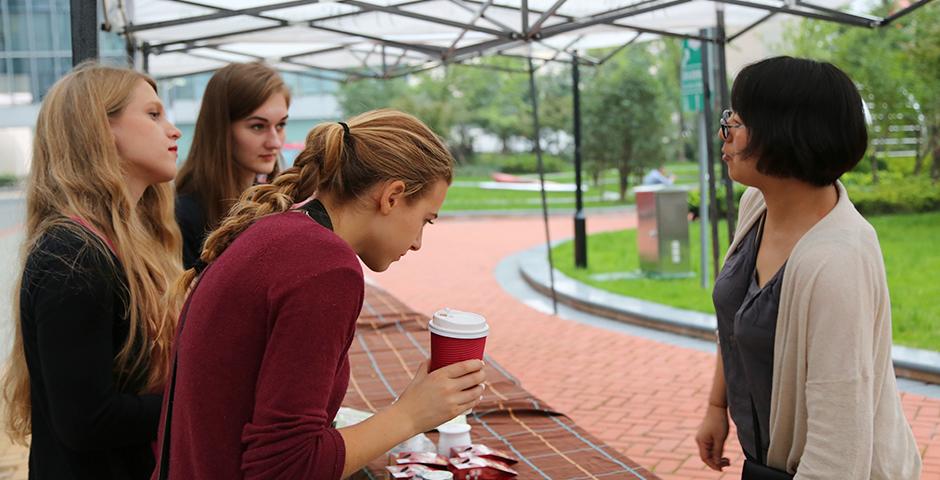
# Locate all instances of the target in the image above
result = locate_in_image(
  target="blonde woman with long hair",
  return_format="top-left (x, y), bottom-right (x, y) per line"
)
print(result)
top-left (154, 109), bottom-right (485, 479)
top-left (1, 63), bottom-right (183, 479)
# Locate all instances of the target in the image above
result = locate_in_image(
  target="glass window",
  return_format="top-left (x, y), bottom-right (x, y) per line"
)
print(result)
top-left (35, 57), bottom-right (56, 100)
top-left (0, 0), bottom-right (7, 52)
top-left (170, 77), bottom-right (195, 101)
top-left (100, 30), bottom-right (126, 58)
top-left (11, 57), bottom-right (33, 104)
top-left (9, 10), bottom-right (30, 51)
top-left (193, 73), bottom-right (211, 99)
top-left (54, 1), bottom-right (70, 51)
top-left (32, 10), bottom-right (55, 51)
top-left (55, 56), bottom-right (70, 78)
top-left (0, 59), bottom-right (8, 101)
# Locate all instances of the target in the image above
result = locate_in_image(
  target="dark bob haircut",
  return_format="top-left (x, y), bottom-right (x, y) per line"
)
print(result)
top-left (731, 56), bottom-right (868, 186)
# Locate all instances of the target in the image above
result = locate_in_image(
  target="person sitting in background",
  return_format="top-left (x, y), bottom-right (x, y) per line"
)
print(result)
top-left (695, 56), bottom-right (920, 479)
top-left (642, 166), bottom-right (676, 185)
top-left (175, 62), bottom-right (290, 269)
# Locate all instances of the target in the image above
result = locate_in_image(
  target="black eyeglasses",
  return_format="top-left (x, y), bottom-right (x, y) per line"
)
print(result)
top-left (719, 109), bottom-right (744, 140)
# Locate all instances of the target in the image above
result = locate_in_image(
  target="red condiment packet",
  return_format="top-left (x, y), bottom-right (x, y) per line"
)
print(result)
top-left (385, 464), bottom-right (437, 478)
top-left (448, 456), bottom-right (518, 479)
top-left (394, 451), bottom-right (450, 467)
top-left (451, 444), bottom-right (518, 465)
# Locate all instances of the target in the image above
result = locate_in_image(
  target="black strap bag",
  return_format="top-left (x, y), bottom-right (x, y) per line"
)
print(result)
top-left (742, 395), bottom-right (794, 480)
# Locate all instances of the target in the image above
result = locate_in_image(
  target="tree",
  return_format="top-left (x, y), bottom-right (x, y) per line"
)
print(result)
top-left (535, 64), bottom-right (573, 154)
top-left (783, 10), bottom-right (912, 184)
top-left (455, 57), bottom-right (533, 153)
top-left (657, 38), bottom-right (693, 164)
top-left (906, 3), bottom-right (940, 180)
top-left (783, 3), bottom-right (940, 182)
top-left (582, 45), bottom-right (671, 200)
top-left (337, 77), bottom-right (409, 116)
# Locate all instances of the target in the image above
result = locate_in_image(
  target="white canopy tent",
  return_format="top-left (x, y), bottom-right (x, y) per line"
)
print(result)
top-left (68, 0), bottom-right (935, 309)
top-left (101, 0), bottom-right (930, 80)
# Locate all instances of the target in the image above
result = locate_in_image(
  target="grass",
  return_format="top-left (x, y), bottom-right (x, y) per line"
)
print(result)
top-left (870, 212), bottom-right (940, 350)
top-left (552, 212), bottom-right (940, 351)
top-left (442, 161), bottom-right (704, 212)
top-left (442, 184), bottom-right (631, 211)
top-left (553, 220), bottom-right (730, 313)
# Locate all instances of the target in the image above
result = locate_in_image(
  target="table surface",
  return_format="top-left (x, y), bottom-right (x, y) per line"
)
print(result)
top-left (347, 284), bottom-right (660, 480)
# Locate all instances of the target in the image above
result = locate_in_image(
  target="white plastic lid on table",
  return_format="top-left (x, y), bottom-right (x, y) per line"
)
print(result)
top-left (418, 470), bottom-right (454, 480)
top-left (429, 308), bottom-right (489, 339)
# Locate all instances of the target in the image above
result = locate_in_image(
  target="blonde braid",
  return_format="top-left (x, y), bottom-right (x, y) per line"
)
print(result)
top-left (175, 160), bottom-right (318, 296)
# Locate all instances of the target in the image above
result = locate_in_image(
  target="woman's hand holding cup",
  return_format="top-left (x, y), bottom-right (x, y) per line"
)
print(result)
top-left (396, 359), bottom-right (486, 435)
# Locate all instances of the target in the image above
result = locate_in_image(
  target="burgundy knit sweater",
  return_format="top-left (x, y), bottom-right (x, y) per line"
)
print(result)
top-left (154, 210), bottom-right (363, 479)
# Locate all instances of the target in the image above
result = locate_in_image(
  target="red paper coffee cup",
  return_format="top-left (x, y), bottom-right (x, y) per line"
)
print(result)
top-left (429, 309), bottom-right (489, 372)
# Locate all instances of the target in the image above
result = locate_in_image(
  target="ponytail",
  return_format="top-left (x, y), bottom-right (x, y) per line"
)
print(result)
top-left (175, 108), bottom-right (453, 296)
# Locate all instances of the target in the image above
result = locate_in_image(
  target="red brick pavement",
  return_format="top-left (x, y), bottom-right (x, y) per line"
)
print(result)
top-left (1, 212), bottom-right (937, 479)
top-left (370, 212), bottom-right (940, 479)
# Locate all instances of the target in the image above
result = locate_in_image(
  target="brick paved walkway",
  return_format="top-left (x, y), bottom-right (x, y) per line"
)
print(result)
top-left (1, 211), bottom-right (938, 479)
top-left (370, 212), bottom-right (940, 479)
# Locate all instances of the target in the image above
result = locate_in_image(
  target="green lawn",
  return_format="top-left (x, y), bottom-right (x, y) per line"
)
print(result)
top-left (553, 221), bottom-right (730, 313)
top-left (442, 181), bottom-right (631, 211)
top-left (552, 212), bottom-right (940, 352)
top-left (441, 161), bottom-right (714, 212)
top-left (871, 212), bottom-right (940, 351)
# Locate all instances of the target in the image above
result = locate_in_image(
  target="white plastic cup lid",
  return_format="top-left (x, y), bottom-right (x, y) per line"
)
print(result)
top-left (438, 423), bottom-right (471, 435)
top-left (429, 308), bottom-right (489, 339)
top-left (419, 471), bottom-right (454, 480)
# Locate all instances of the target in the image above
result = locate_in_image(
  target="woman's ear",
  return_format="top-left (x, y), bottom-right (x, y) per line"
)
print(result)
top-left (378, 180), bottom-right (407, 215)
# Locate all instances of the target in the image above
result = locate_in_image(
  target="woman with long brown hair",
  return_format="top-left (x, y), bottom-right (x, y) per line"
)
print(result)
top-left (1, 63), bottom-right (183, 479)
top-left (175, 62), bottom-right (290, 269)
top-left (154, 109), bottom-right (486, 479)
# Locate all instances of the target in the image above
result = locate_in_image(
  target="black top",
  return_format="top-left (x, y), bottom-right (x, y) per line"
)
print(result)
top-left (20, 224), bottom-right (162, 480)
top-left (299, 198), bottom-right (334, 231)
top-left (175, 193), bottom-right (209, 270)
top-left (712, 214), bottom-right (785, 462)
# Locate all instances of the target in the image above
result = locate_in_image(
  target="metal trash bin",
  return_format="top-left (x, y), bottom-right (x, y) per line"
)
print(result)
top-left (634, 185), bottom-right (692, 278)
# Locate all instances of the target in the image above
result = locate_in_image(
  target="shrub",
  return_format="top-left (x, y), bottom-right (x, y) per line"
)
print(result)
top-left (688, 182), bottom-right (747, 219)
top-left (476, 152), bottom-right (567, 174)
top-left (0, 174), bottom-right (18, 188)
top-left (848, 178), bottom-right (940, 215)
top-left (689, 174), bottom-right (939, 218)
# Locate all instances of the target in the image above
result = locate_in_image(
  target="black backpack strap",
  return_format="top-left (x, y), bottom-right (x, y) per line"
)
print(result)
top-left (156, 273), bottom-right (206, 480)
top-left (750, 394), bottom-right (765, 465)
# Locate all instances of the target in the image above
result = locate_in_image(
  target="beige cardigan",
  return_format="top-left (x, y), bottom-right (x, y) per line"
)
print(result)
top-left (727, 183), bottom-right (921, 479)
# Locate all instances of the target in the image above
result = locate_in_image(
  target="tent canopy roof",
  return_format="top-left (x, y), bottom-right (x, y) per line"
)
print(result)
top-left (112, 0), bottom-right (931, 79)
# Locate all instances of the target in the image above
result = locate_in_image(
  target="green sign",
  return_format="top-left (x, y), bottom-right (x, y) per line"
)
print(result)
top-left (681, 39), bottom-right (704, 113)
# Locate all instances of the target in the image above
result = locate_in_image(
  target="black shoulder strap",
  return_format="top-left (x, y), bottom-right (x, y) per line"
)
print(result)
top-left (750, 394), bottom-right (765, 465)
top-left (156, 272), bottom-right (206, 480)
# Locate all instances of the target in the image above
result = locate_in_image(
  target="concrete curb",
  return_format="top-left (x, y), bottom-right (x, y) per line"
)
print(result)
top-left (518, 243), bottom-right (940, 385)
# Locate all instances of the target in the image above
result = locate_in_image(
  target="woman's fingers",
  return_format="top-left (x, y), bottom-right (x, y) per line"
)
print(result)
top-left (697, 437), bottom-right (717, 470)
top-left (456, 389), bottom-right (485, 412)
top-left (453, 384), bottom-right (485, 405)
top-left (452, 370), bottom-right (486, 391)
top-left (440, 359), bottom-right (485, 379)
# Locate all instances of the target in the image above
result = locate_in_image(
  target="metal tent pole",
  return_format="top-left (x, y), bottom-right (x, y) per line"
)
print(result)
top-left (71, 0), bottom-right (98, 65)
top-left (716, 5), bottom-right (736, 243)
top-left (572, 51), bottom-right (587, 268)
top-left (527, 55), bottom-right (558, 315)
top-left (701, 29), bottom-right (720, 280)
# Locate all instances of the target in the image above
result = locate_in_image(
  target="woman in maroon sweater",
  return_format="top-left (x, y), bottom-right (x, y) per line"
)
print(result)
top-left (154, 109), bottom-right (485, 479)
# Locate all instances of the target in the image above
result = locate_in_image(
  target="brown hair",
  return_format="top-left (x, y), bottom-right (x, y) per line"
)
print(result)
top-left (176, 108), bottom-right (454, 294)
top-left (2, 62), bottom-right (182, 444)
top-left (175, 62), bottom-right (291, 229)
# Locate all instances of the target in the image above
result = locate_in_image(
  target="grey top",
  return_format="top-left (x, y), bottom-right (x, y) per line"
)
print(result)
top-left (712, 213), bottom-right (786, 462)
